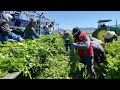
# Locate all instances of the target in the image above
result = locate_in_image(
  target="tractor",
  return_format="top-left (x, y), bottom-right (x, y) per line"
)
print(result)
top-left (92, 19), bottom-right (120, 42)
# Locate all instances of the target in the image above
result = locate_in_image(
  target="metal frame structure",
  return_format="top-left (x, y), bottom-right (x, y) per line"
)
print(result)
top-left (0, 11), bottom-right (59, 35)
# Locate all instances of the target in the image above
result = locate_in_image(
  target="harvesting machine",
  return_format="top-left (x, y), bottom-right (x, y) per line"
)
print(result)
top-left (92, 19), bottom-right (120, 41)
top-left (0, 11), bottom-right (56, 38)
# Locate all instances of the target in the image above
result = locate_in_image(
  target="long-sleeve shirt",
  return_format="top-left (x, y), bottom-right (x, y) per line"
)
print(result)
top-left (104, 34), bottom-right (118, 43)
top-left (24, 23), bottom-right (37, 39)
top-left (74, 36), bottom-right (90, 50)
top-left (114, 34), bottom-right (118, 41)
top-left (63, 33), bottom-right (74, 44)
top-left (90, 37), bottom-right (104, 45)
top-left (91, 41), bottom-right (104, 54)
top-left (90, 37), bottom-right (100, 42)
top-left (24, 24), bottom-right (36, 35)
top-left (43, 25), bottom-right (51, 33)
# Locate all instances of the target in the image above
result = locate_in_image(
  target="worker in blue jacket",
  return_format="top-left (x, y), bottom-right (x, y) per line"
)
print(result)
top-left (0, 19), bottom-right (24, 43)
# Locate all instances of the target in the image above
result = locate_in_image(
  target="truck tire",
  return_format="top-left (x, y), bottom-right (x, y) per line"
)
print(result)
top-left (92, 30), bottom-right (98, 38)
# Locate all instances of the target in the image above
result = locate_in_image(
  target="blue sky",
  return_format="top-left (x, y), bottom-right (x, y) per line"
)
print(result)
top-left (22, 11), bottom-right (120, 30)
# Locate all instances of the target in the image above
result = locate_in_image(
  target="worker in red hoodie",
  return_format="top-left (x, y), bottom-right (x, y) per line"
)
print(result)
top-left (71, 27), bottom-right (96, 79)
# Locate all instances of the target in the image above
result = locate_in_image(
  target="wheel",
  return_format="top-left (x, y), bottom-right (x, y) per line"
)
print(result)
top-left (92, 30), bottom-right (98, 38)
top-left (96, 29), bottom-right (108, 42)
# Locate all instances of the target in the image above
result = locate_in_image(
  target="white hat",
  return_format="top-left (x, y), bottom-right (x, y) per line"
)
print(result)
top-left (2, 13), bottom-right (13, 22)
top-left (104, 31), bottom-right (115, 39)
top-left (64, 29), bottom-right (69, 34)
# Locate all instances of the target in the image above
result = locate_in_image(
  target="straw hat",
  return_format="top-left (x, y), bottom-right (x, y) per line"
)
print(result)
top-left (64, 30), bottom-right (69, 34)
top-left (104, 31), bottom-right (115, 39)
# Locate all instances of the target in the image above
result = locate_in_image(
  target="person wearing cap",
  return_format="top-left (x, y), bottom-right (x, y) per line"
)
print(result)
top-left (104, 30), bottom-right (118, 43)
top-left (0, 19), bottom-right (24, 43)
top-left (24, 18), bottom-right (40, 39)
top-left (89, 37), bottom-right (106, 64)
top-left (60, 30), bottom-right (74, 51)
top-left (71, 27), bottom-right (97, 79)
top-left (91, 41), bottom-right (107, 65)
top-left (91, 41), bottom-right (107, 78)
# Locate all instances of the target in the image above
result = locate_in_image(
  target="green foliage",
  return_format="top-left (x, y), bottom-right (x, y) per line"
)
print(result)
top-left (0, 34), bottom-right (70, 79)
top-left (103, 40), bottom-right (120, 79)
top-left (1, 34), bottom-right (120, 79)
top-left (68, 48), bottom-right (85, 79)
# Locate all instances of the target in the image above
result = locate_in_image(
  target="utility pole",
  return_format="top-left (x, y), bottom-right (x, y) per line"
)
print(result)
top-left (53, 24), bottom-right (54, 31)
top-left (52, 20), bottom-right (55, 31)
top-left (116, 19), bottom-right (117, 32)
top-left (35, 12), bottom-right (44, 35)
top-left (58, 23), bottom-right (59, 30)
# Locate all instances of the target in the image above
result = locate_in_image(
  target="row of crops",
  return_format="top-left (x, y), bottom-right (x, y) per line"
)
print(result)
top-left (0, 34), bottom-right (120, 79)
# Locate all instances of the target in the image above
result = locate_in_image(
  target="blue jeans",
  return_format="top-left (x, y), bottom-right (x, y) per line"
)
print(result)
top-left (24, 33), bottom-right (40, 39)
top-left (34, 33), bottom-right (40, 38)
top-left (80, 56), bottom-right (97, 79)
top-left (0, 32), bottom-right (21, 42)
top-left (9, 32), bottom-right (21, 41)
top-left (44, 32), bottom-right (50, 35)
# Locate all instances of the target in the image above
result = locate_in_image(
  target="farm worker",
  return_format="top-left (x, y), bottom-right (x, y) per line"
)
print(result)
top-left (60, 30), bottom-right (74, 51)
top-left (0, 19), bottom-right (24, 43)
top-left (104, 31), bottom-right (118, 43)
top-left (43, 22), bottom-right (53, 35)
top-left (71, 27), bottom-right (97, 79)
top-left (88, 36), bottom-right (106, 62)
top-left (24, 18), bottom-right (40, 39)
top-left (89, 36), bottom-right (105, 47)
top-left (91, 41), bottom-right (107, 65)
top-left (0, 11), bottom-right (15, 22)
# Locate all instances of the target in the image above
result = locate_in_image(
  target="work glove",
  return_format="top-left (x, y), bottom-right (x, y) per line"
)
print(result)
top-left (71, 43), bottom-right (77, 48)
